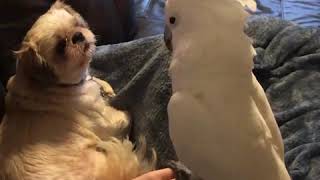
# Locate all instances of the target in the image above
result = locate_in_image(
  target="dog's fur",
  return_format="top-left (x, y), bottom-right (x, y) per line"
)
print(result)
top-left (0, 1), bottom-right (155, 179)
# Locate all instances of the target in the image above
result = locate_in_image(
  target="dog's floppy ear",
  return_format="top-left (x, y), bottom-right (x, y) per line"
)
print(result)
top-left (14, 42), bottom-right (57, 86)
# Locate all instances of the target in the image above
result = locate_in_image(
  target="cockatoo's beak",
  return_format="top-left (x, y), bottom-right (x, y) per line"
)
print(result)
top-left (164, 25), bottom-right (173, 51)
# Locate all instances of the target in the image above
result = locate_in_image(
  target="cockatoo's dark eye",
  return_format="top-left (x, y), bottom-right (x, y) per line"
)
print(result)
top-left (169, 17), bottom-right (176, 24)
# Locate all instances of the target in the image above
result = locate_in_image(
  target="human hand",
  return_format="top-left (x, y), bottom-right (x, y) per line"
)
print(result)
top-left (133, 168), bottom-right (175, 180)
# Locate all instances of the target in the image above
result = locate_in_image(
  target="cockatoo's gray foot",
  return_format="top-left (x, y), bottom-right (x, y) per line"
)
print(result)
top-left (165, 161), bottom-right (204, 180)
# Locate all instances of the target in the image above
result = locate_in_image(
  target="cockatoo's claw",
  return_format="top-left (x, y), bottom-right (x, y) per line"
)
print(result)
top-left (165, 161), bottom-right (204, 180)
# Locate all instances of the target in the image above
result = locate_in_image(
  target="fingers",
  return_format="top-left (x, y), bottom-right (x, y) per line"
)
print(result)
top-left (133, 168), bottom-right (175, 180)
top-left (150, 168), bottom-right (175, 180)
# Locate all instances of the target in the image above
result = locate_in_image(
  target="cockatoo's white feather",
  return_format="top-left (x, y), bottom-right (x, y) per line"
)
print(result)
top-left (165, 0), bottom-right (291, 179)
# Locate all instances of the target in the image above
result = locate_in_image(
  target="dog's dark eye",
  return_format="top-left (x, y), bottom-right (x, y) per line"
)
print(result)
top-left (56, 39), bottom-right (66, 54)
top-left (169, 17), bottom-right (176, 25)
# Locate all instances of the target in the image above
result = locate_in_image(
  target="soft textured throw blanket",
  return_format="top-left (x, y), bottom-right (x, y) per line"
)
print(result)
top-left (90, 16), bottom-right (320, 180)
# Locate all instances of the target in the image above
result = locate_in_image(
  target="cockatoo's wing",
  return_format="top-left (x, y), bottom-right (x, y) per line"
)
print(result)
top-left (251, 75), bottom-right (285, 160)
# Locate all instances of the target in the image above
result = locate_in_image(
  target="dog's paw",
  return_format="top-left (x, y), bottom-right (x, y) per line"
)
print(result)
top-left (100, 88), bottom-right (115, 99)
top-left (91, 77), bottom-right (115, 98)
top-left (164, 161), bottom-right (204, 180)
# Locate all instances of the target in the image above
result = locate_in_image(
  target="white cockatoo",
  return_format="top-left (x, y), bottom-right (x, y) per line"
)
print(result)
top-left (164, 0), bottom-right (291, 180)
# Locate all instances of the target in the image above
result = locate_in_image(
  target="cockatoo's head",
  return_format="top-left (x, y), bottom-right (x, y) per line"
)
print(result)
top-left (164, 0), bottom-right (256, 72)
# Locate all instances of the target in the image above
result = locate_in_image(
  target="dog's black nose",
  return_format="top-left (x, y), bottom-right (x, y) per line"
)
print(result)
top-left (72, 32), bottom-right (85, 44)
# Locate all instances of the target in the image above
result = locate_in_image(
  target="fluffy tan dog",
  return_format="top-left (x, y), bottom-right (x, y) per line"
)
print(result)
top-left (0, 1), bottom-right (155, 180)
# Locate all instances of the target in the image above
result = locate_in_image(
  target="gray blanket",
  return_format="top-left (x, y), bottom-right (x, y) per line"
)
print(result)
top-left (90, 16), bottom-right (320, 180)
